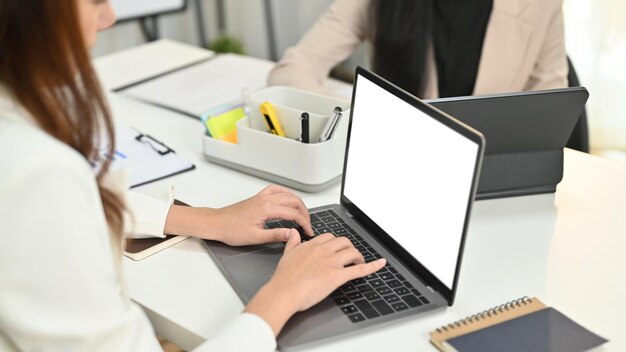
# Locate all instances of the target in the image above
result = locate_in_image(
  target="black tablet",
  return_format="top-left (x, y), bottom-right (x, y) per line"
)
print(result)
top-left (426, 87), bottom-right (589, 199)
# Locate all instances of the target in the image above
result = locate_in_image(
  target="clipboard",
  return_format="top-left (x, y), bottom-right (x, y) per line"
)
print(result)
top-left (112, 127), bottom-right (195, 188)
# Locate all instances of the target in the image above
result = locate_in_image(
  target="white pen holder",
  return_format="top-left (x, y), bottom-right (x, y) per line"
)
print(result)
top-left (202, 86), bottom-right (351, 192)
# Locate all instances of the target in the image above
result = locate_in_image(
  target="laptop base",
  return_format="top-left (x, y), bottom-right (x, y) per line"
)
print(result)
top-left (202, 203), bottom-right (448, 350)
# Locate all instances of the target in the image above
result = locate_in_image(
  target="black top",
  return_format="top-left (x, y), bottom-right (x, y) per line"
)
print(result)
top-left (433, 0), bottom-right (493, 98)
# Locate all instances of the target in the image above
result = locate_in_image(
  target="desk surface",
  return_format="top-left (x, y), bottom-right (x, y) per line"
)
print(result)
top-left (98, 41), bottom-right (626, 351)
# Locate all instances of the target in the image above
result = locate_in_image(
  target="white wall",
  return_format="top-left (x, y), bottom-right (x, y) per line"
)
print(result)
top-left (92, 0), bottom-right (336, 59)
top-left (563, 0), bottom-right (626, 156)
top-left (92, 0), bottom-right (215, 57)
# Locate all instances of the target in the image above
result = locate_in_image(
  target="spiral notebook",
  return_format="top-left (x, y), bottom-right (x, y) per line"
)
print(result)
top-left (430, 297), bottom-right (608, 352)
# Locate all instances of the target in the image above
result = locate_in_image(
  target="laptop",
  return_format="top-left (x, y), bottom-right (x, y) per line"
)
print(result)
top-left (203, 67), bottom-right (485, 350)
top-left (426, 87), bottom-right (589, 199)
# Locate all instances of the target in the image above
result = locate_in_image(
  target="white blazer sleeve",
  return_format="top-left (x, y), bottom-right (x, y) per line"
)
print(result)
top-left (124, 190), bottom-right (173, 239)
top-left (0, 157), bottom-right (161, 351)
top-left (194, 313), bottom-right (277, 352)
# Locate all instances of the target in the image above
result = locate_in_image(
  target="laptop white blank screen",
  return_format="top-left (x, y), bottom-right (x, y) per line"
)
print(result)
top-left (343, 75), bottom-right (479, 289)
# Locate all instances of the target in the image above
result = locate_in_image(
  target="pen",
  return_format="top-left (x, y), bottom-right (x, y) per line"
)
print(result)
top-left (300, 112), bottom-right (310, 143)
top-left (259, 101), bottom-right (286, 137)
top-left (319, 106), bottom-right (343, 142)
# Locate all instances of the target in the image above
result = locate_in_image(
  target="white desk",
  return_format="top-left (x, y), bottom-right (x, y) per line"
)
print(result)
top-left (97, 41), bottom-right (626, 351)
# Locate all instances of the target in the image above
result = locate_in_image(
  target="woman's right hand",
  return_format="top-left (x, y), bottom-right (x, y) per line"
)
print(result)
top-left (244, 229), bottom-right (386, 336)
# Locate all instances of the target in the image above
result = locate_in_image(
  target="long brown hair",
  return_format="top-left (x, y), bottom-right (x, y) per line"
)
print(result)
top-left (0, 1), bottom-right (125, 240)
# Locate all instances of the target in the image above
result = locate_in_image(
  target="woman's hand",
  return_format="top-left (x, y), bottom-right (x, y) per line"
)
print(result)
top-left (163, 185), bottom-right (313, 246)
top-left (244, 230), bottom-right (387, 336)
top-left (210, 185), bottom-right (313, 245)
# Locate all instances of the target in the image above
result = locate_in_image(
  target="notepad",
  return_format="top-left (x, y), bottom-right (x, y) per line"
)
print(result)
top-left (202, 104), bottom-right (246, 143)
top-left (112, 127), bottom-right (195, 188)
top-left (430, 297), bottom-right (608, 352)
top-left (124, 234), bottom-right (188, 260)
top-left (124, 199), bottom-right (190, 260)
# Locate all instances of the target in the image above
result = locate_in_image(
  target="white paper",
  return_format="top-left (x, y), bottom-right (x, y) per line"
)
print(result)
top-left (122, 54), bottom-right (274, 117)
top-left (94, 39), bottom-right (215, 91)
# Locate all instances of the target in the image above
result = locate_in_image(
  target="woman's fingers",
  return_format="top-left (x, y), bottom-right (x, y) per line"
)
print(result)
top-left (309, 233), bottom-right (336, 244)
top-left (334, 246), bottom-right (365, 266)
top-left (340, 258), bottom-right (387, 283)
top-left (320, 236), bottom-right (354, 253)
top-left (260, 184), bottom-right (294, 196)
top-left (259, 193), bottom-right (313, 236)
top-left (283, 229), bottom-right (301, 253)
top-left (262, 206), bottom-right (310, 232)
top-left (255, 227), bottom-right (296, 244)
top-left (267, 193), bottom-right (309, 218)
top-left (264, 231), bottom-right (387, 317)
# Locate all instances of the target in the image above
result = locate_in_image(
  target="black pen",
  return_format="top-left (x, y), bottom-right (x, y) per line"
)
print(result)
top-left (300, 112), bottom-right (310, 144)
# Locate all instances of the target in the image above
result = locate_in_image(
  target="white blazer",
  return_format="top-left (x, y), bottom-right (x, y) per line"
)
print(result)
top-left (0, 87), bottom-right (276, 351)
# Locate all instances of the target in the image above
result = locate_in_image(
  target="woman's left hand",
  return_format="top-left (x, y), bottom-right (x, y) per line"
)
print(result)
top-left (164, 185), bottom-right (313, 246)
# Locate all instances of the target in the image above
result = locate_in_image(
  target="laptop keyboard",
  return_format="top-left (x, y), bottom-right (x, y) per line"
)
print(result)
top-left (265, 209), bottom-right (430, 323)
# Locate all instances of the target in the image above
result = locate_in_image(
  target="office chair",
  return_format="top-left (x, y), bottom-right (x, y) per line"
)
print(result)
top-left (566, 57), bottom-right (590, 153)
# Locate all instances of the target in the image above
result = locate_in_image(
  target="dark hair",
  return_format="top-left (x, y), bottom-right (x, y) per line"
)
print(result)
top-left (0, 1), bottom-right (125, 240)
top-left (369, 0), bottom-right (433, 97)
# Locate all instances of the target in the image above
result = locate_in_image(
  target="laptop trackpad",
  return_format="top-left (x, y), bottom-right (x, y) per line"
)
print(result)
top-left (221, 246), bottom-right (283, 301)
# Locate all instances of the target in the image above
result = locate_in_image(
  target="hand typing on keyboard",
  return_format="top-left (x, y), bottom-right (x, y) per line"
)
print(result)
top-left (267, 209), bottom-right (428, 323)
top-left (184, 185), bottom-right (314, 246)
top-left (265, 219), bottom-right (312, 243)
top-left (245, 230), bottom-right (387, 336)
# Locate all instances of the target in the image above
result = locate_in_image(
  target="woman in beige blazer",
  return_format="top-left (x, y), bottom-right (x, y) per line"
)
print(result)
top-left (269, 0), bottom-right (568, 99)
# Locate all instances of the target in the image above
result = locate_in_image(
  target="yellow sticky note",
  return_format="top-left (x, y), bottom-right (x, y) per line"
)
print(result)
top-left (219, 129), bottom-right (238, 144)
top-left (205, 107), bottom-right (246, 143)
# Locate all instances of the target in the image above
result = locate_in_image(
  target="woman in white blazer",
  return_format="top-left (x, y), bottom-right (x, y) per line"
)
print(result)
top-left (0, 1), bottom-right (385, 351)
top-left (269, 0), bottom-right (568, 99)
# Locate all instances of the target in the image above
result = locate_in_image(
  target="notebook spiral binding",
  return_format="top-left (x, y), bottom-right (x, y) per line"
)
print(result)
top-left (436, 297), bottom-right (534, 333)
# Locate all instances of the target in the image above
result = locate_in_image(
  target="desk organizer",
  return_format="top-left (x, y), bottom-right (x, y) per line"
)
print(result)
top-left (202, 86), bottom-right (350, 192)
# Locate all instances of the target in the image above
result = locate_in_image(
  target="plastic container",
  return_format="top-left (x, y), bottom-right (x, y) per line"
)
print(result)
top-left (202, 86), bottom-right (351, 192)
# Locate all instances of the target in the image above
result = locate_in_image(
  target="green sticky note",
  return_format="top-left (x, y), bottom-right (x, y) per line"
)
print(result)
top-left (205, 107), bottom-right (246, 140)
